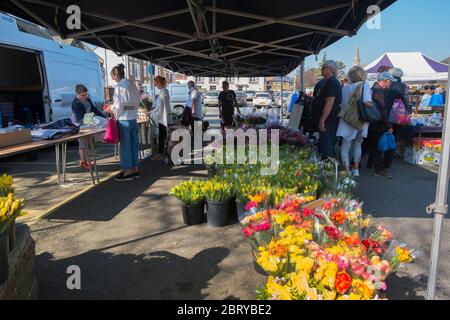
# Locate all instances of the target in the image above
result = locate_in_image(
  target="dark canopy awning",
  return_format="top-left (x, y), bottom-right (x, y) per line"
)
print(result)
top-left (1, 0), bottom-right (396, 76)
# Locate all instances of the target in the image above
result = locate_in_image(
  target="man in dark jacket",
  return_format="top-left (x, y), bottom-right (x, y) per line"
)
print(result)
top-left (71, 84), bottom-right (104, 170)
top-left (367, 72), bottom-right (397, 179)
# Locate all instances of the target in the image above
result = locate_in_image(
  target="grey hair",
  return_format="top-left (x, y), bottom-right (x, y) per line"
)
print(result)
top-left (390, 68), bottom-right (404, 79)
top-left (323, 60), bottom-right (338, 74)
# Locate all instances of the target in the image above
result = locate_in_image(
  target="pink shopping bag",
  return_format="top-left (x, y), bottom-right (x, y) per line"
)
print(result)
top-left (104, 117), bottom-right (120, 144)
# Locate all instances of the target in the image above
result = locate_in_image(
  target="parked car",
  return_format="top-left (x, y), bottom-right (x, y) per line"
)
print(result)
top-left (245, 90), bottom-right (256, 102)
top-left (204, 91), bottom-right (219, 107)
top-left (253, 93), bottom-right (273, 108)
top-left (235, 91), bottom-right (247, 107)
top-left (275, 92), bottom-right (292, 107)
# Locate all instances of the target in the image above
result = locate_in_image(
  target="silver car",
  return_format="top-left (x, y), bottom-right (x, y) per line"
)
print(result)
top-left (204, 91), bottom-right (220, 107)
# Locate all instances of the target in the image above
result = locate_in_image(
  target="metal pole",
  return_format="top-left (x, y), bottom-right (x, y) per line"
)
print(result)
top-left (280, 75), bottom-right (284, 124)
top-left (426, 70), bottom-right (450, 300)
top-left (55, 144), bottom-right (61, 185)
top-left (300, 60), bottom-right (305, 92)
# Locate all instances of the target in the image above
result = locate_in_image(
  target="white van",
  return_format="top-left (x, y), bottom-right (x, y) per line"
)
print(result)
top-left (0, 13), bottom-right (104, 125)
top-left (167, 83), bottom-right (189, 110)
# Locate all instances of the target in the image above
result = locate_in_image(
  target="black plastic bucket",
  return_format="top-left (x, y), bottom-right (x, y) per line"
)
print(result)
top-left (9, 220), bottom-right (16, 252)
top-left (228, 198), bottom-right (238, 224)
top-left (0, 228), bottom-right (10, 286)
top-left (206, 201), bottom-right (230, 227)
top-left (253, 259), bottom-right (268, 276)
top-left (181, 203), bottom-right (205, 225)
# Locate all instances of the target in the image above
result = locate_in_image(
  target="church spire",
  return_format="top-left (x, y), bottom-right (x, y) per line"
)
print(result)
top-left (353, 44), bottom-right (361, 66)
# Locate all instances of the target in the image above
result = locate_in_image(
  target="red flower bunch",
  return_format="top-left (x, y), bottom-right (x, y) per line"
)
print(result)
top-left (301, 208), bottom-right (313, 217)
top-left (242, 225), bottom-right (254, 238)
top-left (335, 271), bottom-right (352, 294)
top-left (324, 226), bottom-right (343, 241)
top-left (362, 238), bottom-right (383, 254)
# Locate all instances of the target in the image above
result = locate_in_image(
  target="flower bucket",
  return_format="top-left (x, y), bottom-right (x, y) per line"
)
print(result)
top-left (253, 259), bottom-right (268, 276)
top-left (181, 203), bottom-right (205, 226)
top-left (252, 249), bottom-right (268, 276)
top-left (206, 201), bottom-right (230, 227)
top-left (8, 219), bottom-right (16, 252)
top-left (0, 228), bottom-right (10, 286)
top-left (207, 167), bottom-right (217, 178)
top-left (228, 198), bottom-right (239, 224)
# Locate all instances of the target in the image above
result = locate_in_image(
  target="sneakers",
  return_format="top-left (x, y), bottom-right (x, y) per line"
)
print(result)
top-left (79, 161), bottom-right (94, 170)
top-left (114, 172), bottom-right (135, 182)
top-left (374, 170), bottom-right (392, 179)
top-left (352, 169), bottom-right (360, 177)
top-left (114, 171), bottom-right (140, 181)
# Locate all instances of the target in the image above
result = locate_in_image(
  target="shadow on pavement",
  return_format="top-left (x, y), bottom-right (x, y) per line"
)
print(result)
top-left (36, 247), bottom-right (230, 299)
top-left (386, 274), bottom-right (427, 300)
top-left (45, 160), bottom-right (208, 222)
top-left (355, 159), bottom-right (449, 219)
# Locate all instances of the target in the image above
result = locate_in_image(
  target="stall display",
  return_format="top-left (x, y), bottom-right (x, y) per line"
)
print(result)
top-left (241, 196), bottom-right (419, 300)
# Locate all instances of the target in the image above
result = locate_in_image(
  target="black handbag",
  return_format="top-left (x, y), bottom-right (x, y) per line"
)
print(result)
top-left (181, 106), bottom-right (193, 126)
top-left (358, 82), bottom-right (382, 123)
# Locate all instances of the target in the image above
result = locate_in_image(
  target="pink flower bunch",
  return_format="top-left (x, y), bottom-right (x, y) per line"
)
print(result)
top-left (245, 201), bottom-right (258, 212)
top-left (254, 221), bottom-right (271, 232)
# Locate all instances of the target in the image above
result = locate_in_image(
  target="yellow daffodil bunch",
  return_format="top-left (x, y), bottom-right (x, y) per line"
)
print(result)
top-left (0, 174), bottom-right (14, 197)
top-left (202, 179), bottom-right (234, 203)
top-left (0, 193), bottom-right (25, 234)
top-left (169, 179), bottom-right (205, 205)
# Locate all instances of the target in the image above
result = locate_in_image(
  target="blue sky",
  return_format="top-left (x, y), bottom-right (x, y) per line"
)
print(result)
top-left (302, 0), bottom-right (450, 71)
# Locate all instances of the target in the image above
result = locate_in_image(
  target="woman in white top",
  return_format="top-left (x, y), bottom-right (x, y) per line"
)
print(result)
top-left (104, 64), bottom-right (141, 181)
top-left (336, 66), bottom-right (374, 177)
top-left (152, 76), bottom-right (171, 160)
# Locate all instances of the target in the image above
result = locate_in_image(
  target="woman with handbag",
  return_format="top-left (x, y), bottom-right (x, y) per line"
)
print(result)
top-left (104, 64), bottom-right (141, 181)
top-left (337, 66), bottom-right (373, 177)
top-left (367, 72), bottom-right (397, 179)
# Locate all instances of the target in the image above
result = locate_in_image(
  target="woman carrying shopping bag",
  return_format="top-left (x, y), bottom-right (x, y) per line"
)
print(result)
top-left (337, 66), bottom-right (374, 177)
top-left (104, 64), bottom-right (141, 181)
top-left (151, 76), bottom-right (171, 161)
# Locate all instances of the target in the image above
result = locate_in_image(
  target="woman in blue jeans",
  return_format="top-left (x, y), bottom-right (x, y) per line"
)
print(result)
top-left (104, 64), bottom-right (141, 181)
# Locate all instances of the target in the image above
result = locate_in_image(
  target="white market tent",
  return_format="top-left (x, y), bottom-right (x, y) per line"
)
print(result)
top-left (365, 52), bottom-right (449, 83)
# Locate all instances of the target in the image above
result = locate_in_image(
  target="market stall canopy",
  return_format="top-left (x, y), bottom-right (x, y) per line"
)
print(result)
top-left (365, 52), bottom-right (449, 83)
top-left (1, 0), bottom-right (396, 77)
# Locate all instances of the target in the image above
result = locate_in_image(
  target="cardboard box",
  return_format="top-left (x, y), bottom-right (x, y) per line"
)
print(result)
top-left (0, 129), bottom-right (32, 148)
top-left (417, 150), bottom-right (435, 165)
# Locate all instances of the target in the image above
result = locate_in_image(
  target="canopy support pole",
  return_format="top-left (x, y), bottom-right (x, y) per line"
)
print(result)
top-left (281, 75), bottom-right (284, 124)
top-left (300, 61), bottom-right (305, 92)
top-left (426, 70), bottom-right (450, 300)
